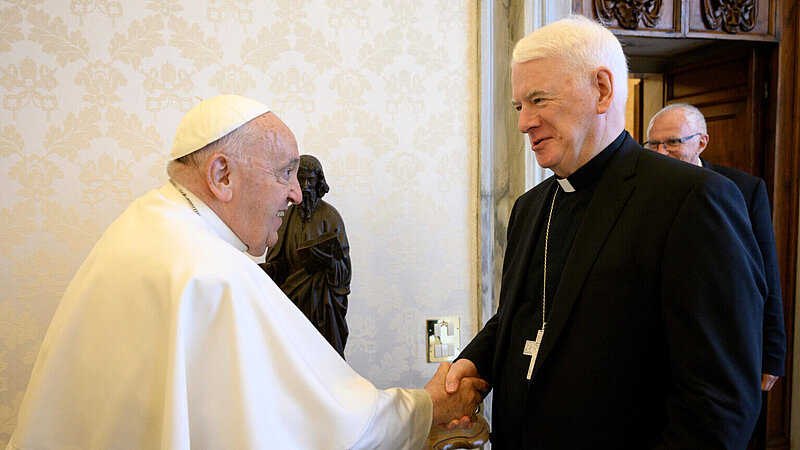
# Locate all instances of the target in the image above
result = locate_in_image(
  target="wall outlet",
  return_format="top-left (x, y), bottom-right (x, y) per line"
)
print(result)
top-left (426, 316), bottom-right (461, 363)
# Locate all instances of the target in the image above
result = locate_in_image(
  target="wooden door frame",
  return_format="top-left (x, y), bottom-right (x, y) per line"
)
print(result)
top-left (768, 1), bottom-right (799, 448)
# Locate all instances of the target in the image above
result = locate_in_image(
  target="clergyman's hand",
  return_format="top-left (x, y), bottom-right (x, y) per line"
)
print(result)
top-left (762, 373), bottom-right (779, 391)
top-left (445, 358), bottom-right (478, 394)
top-left (424, 362), bottom-right (489, 429)
top-left (440, 358), bottom-right (482, 429)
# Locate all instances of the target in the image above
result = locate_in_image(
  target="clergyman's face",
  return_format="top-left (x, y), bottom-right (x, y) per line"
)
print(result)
top-left (646, 109), bottom-right (706, 165)
top-left (235, 116), bottom-right (301, 254)
top-left (512, 57), bottom-right (599, 177)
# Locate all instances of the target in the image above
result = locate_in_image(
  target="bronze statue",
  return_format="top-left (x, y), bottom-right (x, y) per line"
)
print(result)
top-left (261, 155), bottom-right (351, 358)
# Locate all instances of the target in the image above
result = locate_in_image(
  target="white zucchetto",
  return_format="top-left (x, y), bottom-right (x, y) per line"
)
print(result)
top-left (170, 94), bottom-right (271, 160)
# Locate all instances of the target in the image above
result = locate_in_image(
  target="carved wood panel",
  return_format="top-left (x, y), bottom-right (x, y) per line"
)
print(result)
top-left (595, 0), bottom-right (664, 29)
top-left (575, 0), bottom-right (776, 40)
top-left (576, 0), bottom-right (680, 34)
top-left (702, 0), bottom-right (759, 32)
top-left (688, 0), bottom-right (775, 39)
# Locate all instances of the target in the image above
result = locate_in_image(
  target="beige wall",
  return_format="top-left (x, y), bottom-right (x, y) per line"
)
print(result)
top-left (0, 1), bottom-right (479, 443)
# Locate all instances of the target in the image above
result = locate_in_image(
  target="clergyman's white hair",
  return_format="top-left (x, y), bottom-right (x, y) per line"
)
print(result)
top-left (512, 14), bottom-right (629, 112)
top-left (646, 103), bottom-right (708, 139)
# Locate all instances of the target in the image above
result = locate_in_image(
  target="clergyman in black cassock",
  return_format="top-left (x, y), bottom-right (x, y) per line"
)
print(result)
top-left (448, 16), bottom-right (765, 449)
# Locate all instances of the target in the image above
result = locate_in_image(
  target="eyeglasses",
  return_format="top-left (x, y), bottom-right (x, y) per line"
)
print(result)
top-left (643, 133), bottom-right (702, 151)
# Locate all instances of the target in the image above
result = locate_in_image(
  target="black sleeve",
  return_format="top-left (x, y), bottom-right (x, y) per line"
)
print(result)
top-left (656, 172), bottom-right (764, 448)
top-left (748, 179), bottom-right (786, 376)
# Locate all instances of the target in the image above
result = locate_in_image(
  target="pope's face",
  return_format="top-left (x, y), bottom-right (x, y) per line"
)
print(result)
top-left (512, 57), bottom-right (600, 177)
top-left (234, 116), bottom-right (301, 255)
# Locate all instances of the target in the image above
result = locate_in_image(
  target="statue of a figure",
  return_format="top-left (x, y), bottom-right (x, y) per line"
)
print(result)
top-left (261, 155), bottom-right (351, 358)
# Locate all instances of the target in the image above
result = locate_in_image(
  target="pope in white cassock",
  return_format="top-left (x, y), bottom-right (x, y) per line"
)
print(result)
top-left (7, 95), bottom-right (486, 450)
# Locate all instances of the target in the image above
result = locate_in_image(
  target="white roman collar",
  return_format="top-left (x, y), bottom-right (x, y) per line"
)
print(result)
top-left (556, 178), bottom-right (576, 193)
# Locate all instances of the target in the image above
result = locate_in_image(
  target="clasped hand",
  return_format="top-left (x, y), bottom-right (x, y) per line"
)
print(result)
top-left (424, 361), bottom-right (489, 429)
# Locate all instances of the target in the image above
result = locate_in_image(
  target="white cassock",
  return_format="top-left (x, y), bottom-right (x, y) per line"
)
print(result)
top-left (8, 182), bottom-right (432, 450)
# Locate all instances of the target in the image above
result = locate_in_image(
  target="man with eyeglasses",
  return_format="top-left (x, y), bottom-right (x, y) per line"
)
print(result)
top-left (647, 102), bottom-right (786, 444)
top-left (644, 104), bottom-right (708, 163)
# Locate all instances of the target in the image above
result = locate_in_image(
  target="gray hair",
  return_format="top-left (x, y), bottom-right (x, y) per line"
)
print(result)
top-left (646, 103), bottom-right (707, 139)
top-left (512, 14), bottom-right (629, 112)
top-left (167, 114), bottom-right (265, 177)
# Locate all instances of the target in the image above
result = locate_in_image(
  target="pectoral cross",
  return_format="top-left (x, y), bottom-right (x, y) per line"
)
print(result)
top-left (524, 329), bottom-right (545, 380)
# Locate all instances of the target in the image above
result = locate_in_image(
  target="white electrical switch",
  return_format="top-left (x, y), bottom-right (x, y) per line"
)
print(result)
top-left (426, 317), bottom-right (461, 363)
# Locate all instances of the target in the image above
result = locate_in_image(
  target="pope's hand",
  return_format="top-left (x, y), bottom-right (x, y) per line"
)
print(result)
top-left (424, 361), bottom-right (489, 429)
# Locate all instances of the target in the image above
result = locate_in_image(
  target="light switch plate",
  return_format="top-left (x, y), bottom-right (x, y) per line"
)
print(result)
top-left (426, 316), bottom-right (461, 363)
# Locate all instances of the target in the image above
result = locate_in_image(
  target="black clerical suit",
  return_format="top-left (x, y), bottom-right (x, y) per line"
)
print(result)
top-left (459, 132), bottom-right (765, 449)
top-left (701, 158), bottom-right (786, 377)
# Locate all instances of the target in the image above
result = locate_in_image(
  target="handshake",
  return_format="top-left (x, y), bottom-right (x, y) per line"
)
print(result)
top-left (424, 359), bottom-right (488, 429)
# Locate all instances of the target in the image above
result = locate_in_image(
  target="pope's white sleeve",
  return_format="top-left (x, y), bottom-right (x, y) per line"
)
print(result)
top-left (350, 388), bottom-right (433, 450)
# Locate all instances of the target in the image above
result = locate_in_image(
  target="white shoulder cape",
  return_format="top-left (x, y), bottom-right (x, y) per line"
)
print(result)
top-left (9, 184), bottom-right (431, 450)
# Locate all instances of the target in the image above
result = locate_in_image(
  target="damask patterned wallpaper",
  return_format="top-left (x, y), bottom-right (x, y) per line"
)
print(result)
top-left (0, 0), bottom-right (479, 443)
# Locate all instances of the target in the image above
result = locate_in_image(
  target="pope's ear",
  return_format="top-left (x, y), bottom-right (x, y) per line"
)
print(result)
top-left (594, 67), bottom-right (614, 114)
top-left (206, 154), bottom-right (234, 202)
